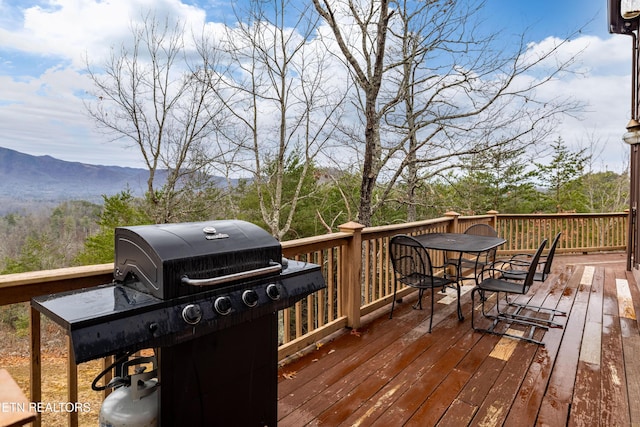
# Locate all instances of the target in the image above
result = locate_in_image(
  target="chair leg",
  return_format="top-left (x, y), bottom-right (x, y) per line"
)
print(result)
top-left (471, 287), bottom-right (480, 330)
top-left (499, 296), bottom-right (564, 328)
top-left (506, 297), bottom-right (567, 317)
top-left (428, 287), bottom-right (434, 333)
top-left (471, 288), bottom-right (547, 345)
top-left (390, 286), bottom-right (426, 318)
top-left (455, 283), bottom-right (464, 321)
top-left (389, 283), bottom-right (397, 319)
top-left (473, 259), bottom-right (481, 287)
top-left (412, 289), bottom-right (425, 310)
top-left (471, 287), bottom-right (496, 328)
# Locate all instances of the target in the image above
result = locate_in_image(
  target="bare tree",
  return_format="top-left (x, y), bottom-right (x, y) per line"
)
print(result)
top-left (312, 0), bottom-right (584, 225)
top-left (312, 0), bottom-right (395, 226)
top-left (85, 14), bottom-right (225, 223)
top-left (201, 0), bottom-right (346, 239)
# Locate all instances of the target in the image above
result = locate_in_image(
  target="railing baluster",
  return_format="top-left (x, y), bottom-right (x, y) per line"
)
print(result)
top-left (307, 293), bottom-right (313, 333)
top-left (295, 300), bottom-right (303, 338)
top-left (283, 306), bottom-right (291, 343)
top-left (329, 247), bottom-right (336, 321)
top-left (364, 240), bottom-right (372, 304)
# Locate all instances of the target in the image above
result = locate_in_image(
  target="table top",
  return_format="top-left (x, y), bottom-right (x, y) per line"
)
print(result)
top-left (414, 232), bottom-right (506, 253)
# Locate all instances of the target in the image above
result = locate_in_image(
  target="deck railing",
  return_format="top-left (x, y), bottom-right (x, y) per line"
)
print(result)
top-left (495, 212), bottom-right (628, 255)
top-left (0, 211), bottom-right (628, 426)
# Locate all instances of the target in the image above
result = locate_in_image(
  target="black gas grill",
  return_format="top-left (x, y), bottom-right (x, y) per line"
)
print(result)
top-left (32, 220), bottom-right (326, 426)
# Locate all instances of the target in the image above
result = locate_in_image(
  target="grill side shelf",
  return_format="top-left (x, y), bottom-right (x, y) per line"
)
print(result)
top-left (31, 261), bottom-right (326, 364)
top-left (31, 285), bottom-right (162, 332)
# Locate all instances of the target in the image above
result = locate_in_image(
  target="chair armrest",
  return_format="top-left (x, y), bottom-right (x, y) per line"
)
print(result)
top-left (478, 263), bottom-right (512, 281)
top-left (508, 255), bottom-right (548, 269)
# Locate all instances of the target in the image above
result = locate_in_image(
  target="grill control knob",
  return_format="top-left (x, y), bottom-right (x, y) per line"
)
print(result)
top-left (242, 290), bottom-right (259, 307)
top-left (182, 304), bottom-right (202, 325)
top-left (149, 323), bottom-right (160, 337)
top-left (266, 284), bottom-right (281, 301)
top-left (214, 297), bottom-right (232, 315)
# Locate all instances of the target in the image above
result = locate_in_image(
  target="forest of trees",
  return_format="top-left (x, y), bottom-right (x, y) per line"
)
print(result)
top-left (0, 0), bottom-right (630, 274)
top-left (0, 134), bottom-right (629, 275)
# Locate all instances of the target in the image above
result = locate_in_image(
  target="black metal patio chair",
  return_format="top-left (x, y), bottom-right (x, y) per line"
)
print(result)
top-left (389, 234), bottom-right (457, 333)
top-left (446, 223), bottom-right (499, 286)
top-left (471, 239), bottom-right (557, 345)
top-left (501, 232), bottom-right (562, 282)
top-left (498, 232), bottom-right (566, 317)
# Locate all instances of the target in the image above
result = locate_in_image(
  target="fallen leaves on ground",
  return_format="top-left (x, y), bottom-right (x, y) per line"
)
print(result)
top-left (282, 371), bottom-right (297, 380)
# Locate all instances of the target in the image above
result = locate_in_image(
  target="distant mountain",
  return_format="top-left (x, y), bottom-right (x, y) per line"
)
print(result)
top-left (0, 147), bottom-right (155, 214)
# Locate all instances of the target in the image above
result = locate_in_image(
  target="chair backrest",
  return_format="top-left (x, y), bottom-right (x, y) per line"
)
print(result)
top-left (464, 223), bottom-right (498, 261)
top-left (389, 234), bottom-right (434, 283)
top-left (464, 223), bottom-right (498, 237)
top-left (540, 232), bottom-right (561, 280)
top-left (523, 238), bottom-right (548, 292)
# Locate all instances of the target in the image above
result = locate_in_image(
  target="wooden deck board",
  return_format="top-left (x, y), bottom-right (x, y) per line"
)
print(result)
top-left (365, 332), bottom-right (481, 426)
top-left (535, 267), bottom-right (589, 426)
top-left (601, 313), bottom-right (630, 426)
top-left (622, 268), bottom-right (640, 426)
top-left (468, 267), bottom-right (569, 426)
top-left (569, 265), bottom-right (604, 427)
top-left (470, 340), bottom-right (538, 426)
top-left (402, 368), bottom-right (471, 426)
top-left (621, 317), bottom-right (640, 426)
top-left (313, 300), bottom-right (472, 425)
top-left (278, 253), bottom-right (638, 427)
top-left (600, 268), bottom-right (631, 427)
top-left (506, 265), bottom-right (578, 427)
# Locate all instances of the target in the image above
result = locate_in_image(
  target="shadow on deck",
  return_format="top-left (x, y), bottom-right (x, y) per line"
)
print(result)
top-left (277, 252), bottom-right (640, 426)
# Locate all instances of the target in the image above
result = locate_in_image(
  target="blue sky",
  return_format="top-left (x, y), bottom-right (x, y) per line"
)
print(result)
top-left (0, 0), bottom-right (632, 172)
top-left (487, 1), bottom-right (608, 39)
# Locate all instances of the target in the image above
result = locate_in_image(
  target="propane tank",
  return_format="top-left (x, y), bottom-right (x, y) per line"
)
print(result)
top-left (95, 355), bottom-right (159, 427)
top-left (99, 378), bottom-right (158, 427)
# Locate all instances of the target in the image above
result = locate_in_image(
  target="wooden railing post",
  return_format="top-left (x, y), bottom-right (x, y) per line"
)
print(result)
top-left (444, 211), bottom-right (460, 233)
top-left (487, 210), bottom-right (499, 230)
top-left (338, 221), bottom-right (365, 329)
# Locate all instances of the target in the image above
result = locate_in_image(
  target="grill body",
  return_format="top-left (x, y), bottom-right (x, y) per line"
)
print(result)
top-left (158, 313), bottom-right (278, 426)
top-left (32, 220), bottom-right (326, 426)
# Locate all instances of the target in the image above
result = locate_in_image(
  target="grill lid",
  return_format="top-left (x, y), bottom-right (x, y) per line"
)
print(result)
top-left (113, 220), bottom-right (282, 299)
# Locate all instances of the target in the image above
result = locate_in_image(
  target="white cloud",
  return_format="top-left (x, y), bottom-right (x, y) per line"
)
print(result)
top-left (525, 34), bottom-right (632, 171)
top-left (0, 0), bottom-right (635, 174)
top-left (0, 65), bottom-right (143, 167)
top-left (1, 0), bottom-right (206, 69)
top-left (0, 0), bottom-right (209, 167)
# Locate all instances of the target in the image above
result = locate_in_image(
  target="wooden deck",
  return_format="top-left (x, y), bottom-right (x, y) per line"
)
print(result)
top-left (277, 252), bottom-right (640, 426)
